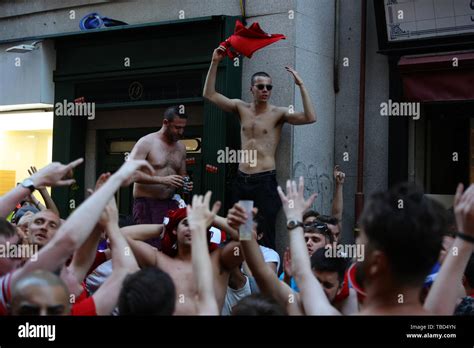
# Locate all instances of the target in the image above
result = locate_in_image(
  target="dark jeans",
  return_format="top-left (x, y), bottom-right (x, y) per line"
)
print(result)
top-left (230, 170), bottom-right (282, 249)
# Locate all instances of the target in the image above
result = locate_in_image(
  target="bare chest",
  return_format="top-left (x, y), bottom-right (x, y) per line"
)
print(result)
top-left (146, 143), bottom-right (183, 171)
top-left (240, 110), bottom-right (281, 139)
top-left (163, 259), bottom-right (196, 294)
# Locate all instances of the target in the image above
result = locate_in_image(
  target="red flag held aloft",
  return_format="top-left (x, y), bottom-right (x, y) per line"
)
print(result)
top-left (219, 20), bottom-right (286, 59)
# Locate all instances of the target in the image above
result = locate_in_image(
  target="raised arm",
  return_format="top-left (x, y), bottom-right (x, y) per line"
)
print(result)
top-left (212, 215), bottom-right (239, 241)
top-left (187, 192), bottom-right (221, 315)
top-left (203, 46), bottom-right (241, 114)
top-left (424, 183), bottom-right (474, 315)
top-left (124, 224), bottom-right (171, 269)
top-left (331, 165), bottom-right (345, 221)
top-left (121, 224), bottom-right (164, 241)
top-left (68, 173), bottom-right (111, 284)
top-left (227, 203), bottom-right (303, 315)
top-left (125, 238), bottom-right (159, 268)
top-left (12, 159), bottom-right (153, 285)
top-left (68, 227), bottom-right (102, 284)
top-left (93, 196), bottom-right (140, 315)
top-left (278, 177), bottom-right (341, 315)
top-left (28, 166), bottom-right (60, 217)
top-left (282, 67), bottom-right (316, 125)
top-left (0, 159), bottom-right (82, 218)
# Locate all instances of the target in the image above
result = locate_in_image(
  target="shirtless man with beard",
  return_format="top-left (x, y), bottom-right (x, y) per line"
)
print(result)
top-left (130, 106), bottom-right (193, 248)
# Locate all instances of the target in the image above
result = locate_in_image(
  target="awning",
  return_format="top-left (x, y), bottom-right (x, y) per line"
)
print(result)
top-left (398, 51), bottom-right (474, 102)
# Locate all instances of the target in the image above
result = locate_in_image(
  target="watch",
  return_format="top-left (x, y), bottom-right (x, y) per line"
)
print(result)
top-left (21, 178), bottom-right (36, 193)
top-left (287, 219), bottom-right (304, 230)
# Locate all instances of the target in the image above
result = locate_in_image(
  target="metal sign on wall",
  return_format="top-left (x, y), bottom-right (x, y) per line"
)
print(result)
top-left (384, 0), bottom-right (474, 42)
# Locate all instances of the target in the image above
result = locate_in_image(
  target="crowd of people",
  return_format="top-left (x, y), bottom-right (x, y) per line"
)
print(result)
top-left (0, 158), bottom-right (473, 316)
top-left (0, 45), bottom-right (472, 316)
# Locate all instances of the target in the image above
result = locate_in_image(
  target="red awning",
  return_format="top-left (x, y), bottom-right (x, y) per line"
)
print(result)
top-left (398, 51), bottom-right (474, 102)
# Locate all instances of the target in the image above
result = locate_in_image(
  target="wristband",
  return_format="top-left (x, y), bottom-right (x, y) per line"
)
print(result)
top-left (456, 232), bottom-right (474, 244)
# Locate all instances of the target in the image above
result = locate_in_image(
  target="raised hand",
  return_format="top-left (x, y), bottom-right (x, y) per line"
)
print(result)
top-left (94, 172), bottom-right (111, 191)
top-left (27, 166), bottom-right (37, 177)
top-left (285, 66), bottom-right (304, 86)
top-left (277, 177), bottom-right (317, 220)
top-left (29, 158), bottom-right (84, 188)
top-left (333, 165), bottom-right (345, 185)
top-left (212, 46), bottom-right (226, 63)
top-left (187, 191), bottom-right (221, 230)
top-left (226, 203), bottom-right (248, 230)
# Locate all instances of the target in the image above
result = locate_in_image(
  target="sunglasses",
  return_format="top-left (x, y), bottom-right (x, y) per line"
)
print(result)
top-left (254, 84), bottom-right (273, 91)
top-left (303, 221), bottom-right (329, 233)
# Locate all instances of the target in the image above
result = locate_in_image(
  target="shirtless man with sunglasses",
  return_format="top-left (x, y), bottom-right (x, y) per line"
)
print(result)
top-left (203, 45), bottom-right (317, 249)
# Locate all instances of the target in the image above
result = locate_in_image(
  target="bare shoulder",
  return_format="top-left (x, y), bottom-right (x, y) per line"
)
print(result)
top-left (235, 99), bottom-right (251, 114)
top-left (176, 140), bottom-right (186, 153)
top-left (235, 99), bottom-right (249, 107)
top-left (136, 133), bottom-right (156, 149)
top-left (274, 105), bottom-right (288, 116)
top-left (275, 105), bottom-right (288, 113)
top-left (273, 106), bottom-right (289, 124)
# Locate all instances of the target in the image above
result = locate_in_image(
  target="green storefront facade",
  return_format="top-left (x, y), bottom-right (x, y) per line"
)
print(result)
top-left (51, 16), bottom-right (242, 217)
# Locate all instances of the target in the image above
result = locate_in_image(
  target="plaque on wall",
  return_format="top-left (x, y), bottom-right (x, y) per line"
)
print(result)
top-left (375, 0), bottom-right (474, 52)
top-left (385, 0), bottom-right (474, 41)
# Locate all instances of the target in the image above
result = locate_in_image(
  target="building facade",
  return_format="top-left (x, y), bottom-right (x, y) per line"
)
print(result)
top-left (6, 1), bottom-right (470, 258)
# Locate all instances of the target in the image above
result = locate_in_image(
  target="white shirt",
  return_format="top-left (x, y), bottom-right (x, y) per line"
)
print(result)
top-left (221, 275), bottom-right (251, 316)
top-left (259, 245), bottom-right (280, 272)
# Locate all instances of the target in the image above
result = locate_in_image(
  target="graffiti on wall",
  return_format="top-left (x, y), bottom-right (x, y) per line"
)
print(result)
top-left (293, 161), bottom-right (332, 214)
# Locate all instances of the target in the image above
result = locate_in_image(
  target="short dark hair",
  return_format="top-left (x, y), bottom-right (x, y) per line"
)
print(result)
top-left (232, 294), bottom-right (286, 315)
top-left (251, 72), bottom-right (271, 85)
top-left (303, 209), bottom-right (320, 221)
top-left (360, 183), bottom-right (446, 287)
top-left (304, 223), bottom-right (334, 244)
top-left (12, 204), bottom-right (39, 224)
top-left (464, 253), bottom-right (474, 289)
top-left (164, 105), bottom-right (188, 121)
top-left (0, 218), bottom-right (16, 239)
top-left (253, 212), bottom-right (270, 246)
top-left (118, 268), bottom-right (176, 315)
top-left (317, 215), bottom-right (339, 226)
top-left (310, 248), bottom-right (348, 284)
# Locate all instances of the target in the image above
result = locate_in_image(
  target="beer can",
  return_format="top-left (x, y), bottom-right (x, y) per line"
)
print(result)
top-left (183, 176), bottom-right (191, 194)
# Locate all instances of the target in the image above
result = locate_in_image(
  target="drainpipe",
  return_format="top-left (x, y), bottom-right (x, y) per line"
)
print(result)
top-left (355, 0), bottom-right (367, 227)
top-left (334, 0), bottom-right (340, 93)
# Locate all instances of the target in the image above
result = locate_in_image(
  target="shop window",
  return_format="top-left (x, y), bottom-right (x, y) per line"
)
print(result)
top-left (0, 107), bottom-right (53, 197)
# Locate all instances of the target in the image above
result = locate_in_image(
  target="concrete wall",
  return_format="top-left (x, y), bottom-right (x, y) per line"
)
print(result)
top-left (0, 39), bottom-right (55, 105)
top-left (335, 0), bottom-right (389, 244)
top-left (294, 0), bottom-right (336, 214)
